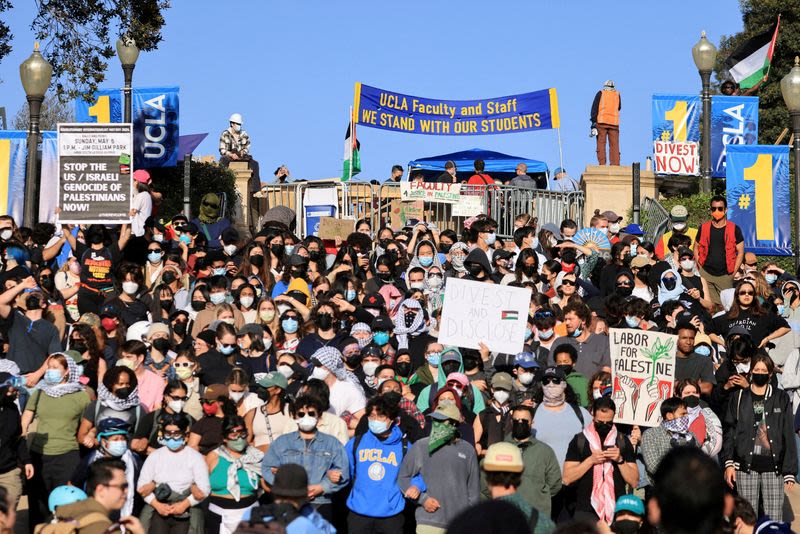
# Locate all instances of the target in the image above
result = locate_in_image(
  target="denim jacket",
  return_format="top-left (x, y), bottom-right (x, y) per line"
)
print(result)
top-left (262, 430), bottom-right (349, 504)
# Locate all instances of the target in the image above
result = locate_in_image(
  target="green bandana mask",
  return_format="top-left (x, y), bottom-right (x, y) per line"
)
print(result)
top-left (428, 420), bottom-right (457, 455)
top-left (199, 193), bottom-right (222, 223)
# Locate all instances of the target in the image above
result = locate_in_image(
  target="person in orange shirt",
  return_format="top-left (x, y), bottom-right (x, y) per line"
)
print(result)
top-left (590, 80), bottom-right (621, 165)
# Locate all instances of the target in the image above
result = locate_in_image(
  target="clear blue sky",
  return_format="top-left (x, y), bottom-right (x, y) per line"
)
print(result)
top-left (1, 1), bottom-right (744, 181)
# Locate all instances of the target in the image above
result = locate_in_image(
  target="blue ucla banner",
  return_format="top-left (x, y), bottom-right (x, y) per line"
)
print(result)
top-left (710, 96), bottom-right (758, 178)
top-left (75, 86), bottom-right (179, 168)
top-left (0, 131), bottom-right (58, 225)
top-left (651, 94), bottom-right (700, 143)
top-left (354, 83), bottom-right (560, 135)
top-left (726, 145), bottom-right (791, 256)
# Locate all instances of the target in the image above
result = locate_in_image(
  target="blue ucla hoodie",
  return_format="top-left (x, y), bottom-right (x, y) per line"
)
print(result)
top-left (345, 425), bottom-right (408, 517)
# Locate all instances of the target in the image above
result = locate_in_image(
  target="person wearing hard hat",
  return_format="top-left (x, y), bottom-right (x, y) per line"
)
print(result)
top-left (590, 80), bottom-right (621, 165)
top-left (219, 112), bottom-right (261, 184)
top-left (655, 204), bottom-right (698, 260)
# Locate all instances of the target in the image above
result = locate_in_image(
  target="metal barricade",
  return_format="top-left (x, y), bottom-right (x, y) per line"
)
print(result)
top-left (641, 196), bottom-right (670, 243)
top-left (253, 183), bottom-right (305, 232)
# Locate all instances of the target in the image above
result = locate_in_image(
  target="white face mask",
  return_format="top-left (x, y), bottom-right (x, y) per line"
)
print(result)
top-left (362, 361), bottom-right (379, 377)
top-left (409, 282), bottom-right (424, 290)
top-left (167, 400), bottom-right (185, 413)
top-left (311, 366), bottom-right (330, 381)
top-left (122, 282), bottom-right (139, 295)
top-left (598, 227), bottom-right (608, 235)
top-left (229, 391), bottom-right (246, 403)
top-left (735, 362), bottom-right (751, 374)
top-left (428, 276), bottom-right (443, 290)
top-left (0, 230), bottom-right (11, 241)
top-left (519, 372), bottom-right (534, 385)
top-left (239, 296), bottom-right (254, 309)
top-left (493, 390), bottom-right (510, 404)
top-left (277, 364), bottom-right (293, 378)
top-left (297, 415), bottom-right (317, 432)
top-left (680, 259), bottom-right (695, 271)
top-left (609, 223), bottom-right (621, 234)
top-left (153, 234), bottom-right (164, 243)
top-left (224, 244), bottom-right (237, 256)
top-left (673, 222), bottom-right (687, 231)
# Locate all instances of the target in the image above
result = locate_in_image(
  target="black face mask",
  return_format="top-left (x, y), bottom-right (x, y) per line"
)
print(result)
top-left (71, 340), bottom-right (87, 354)
top-left (152, 338), bottom-right (171, 354)
top-left (594, 420), bottom-right (613, 438)
top-left (256, 387), bottom-right (270, 402)
top-left (522, 265), bottom-right (536, 277)
top-left (162, 271), bottom-right (177, 285)
top-left (114, 387), bottom-right (132, 399)
top-left (611, 519), bottom-right (642, 534)
top-left (377, 272), bottom-right (393, 282)
top-left (751, 373), bottom-right (770, 387)
top-left (39, 277), bottom-right (55, 292)
top-left (467, 263), bottom-right (484, 278)
top-left (441, 362), bottom-right (460, 377)
top-left (291, 267), bottom-right (307, 279)
top-left (385, 250), bottom-right (398, 263)
top-left (683, 395), bottom-right (700, 408)
top-left (191, 300), bottom-right (206, 312)
top-left (271, 244), bottom-right (284, 257)
top-left (404, 312), bottom-right (417, 328)
top-left (308, 250), bottom-right (322, 261)
top-left (173, 322), bottom-right (188, 337)
top-left (317, 313), bottom-right (333, 331)
top-left (159, 299), bottom-right (173, 310)
top-left (249, 254), bottom-right (265, 267)
top-left (395, 362), bottom-right (411, 377)
top-left (439, 243), bottom-right (452, 253)
top-left (557, 364), bottom-right (573, 376)
top-left (615, 285), bottom-right (633, 297)
top-left (663, 277), bottom-right (677, 291)
top-left (512, 420), bottom-right (531, 440)
top-left (382, 391), bottom-right (402, 406)
top-left (344, 355), bottom-right (362, 369)
top-left (463, 356), bottom-right (480, 372)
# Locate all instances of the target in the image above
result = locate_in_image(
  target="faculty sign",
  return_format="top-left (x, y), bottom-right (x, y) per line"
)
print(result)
top-left (609, 328), bottom-right (677, 427)
top-left (400, 181), bottom-right (461, 204)
top-left (57, 123), bottom-right (133, 224)
top-left (438, 277), bottom-right (531, 355)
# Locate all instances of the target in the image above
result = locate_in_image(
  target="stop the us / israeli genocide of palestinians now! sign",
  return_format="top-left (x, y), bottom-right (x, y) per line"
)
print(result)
top-left (57, 123), bottom-right (133, 224)
top-left (609, 328), bottom-right (677, 427)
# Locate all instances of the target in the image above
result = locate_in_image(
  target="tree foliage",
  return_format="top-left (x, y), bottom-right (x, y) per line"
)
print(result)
top-left (12, 94), bottom-right (74, 130)
top-left (1, 0), bottom-right (170, 101)
top-left (714, 1), bottom-right (800, 145)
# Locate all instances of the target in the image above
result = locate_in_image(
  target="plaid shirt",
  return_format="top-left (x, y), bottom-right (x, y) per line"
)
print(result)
top-left (399, 398), bottom-right (426, 427)
top-left (219, 128), bottom-right (251, 157)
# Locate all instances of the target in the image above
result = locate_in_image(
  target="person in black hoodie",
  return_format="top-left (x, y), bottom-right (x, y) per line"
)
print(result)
top-left (463, 248), bottom-right (493, 283)
top-left (722, 353), bottom-right (796, 522)
top-left (195, 329), bottom-right (233, 387)
top-left (0, 372), bottom-right (32, 510)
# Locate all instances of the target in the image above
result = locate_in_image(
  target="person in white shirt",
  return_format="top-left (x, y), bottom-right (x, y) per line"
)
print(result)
top-left (130, 170), bottom-right (153, 238)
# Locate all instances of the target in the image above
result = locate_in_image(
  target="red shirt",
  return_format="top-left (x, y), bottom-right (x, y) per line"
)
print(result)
top-left (467, 173), bottom-right (495, 185)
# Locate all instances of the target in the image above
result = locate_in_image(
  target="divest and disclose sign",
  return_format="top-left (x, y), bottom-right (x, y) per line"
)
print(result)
top-left (652, 94), bottom-right (700, 176)
top-left (354, 83), bottom-right (560, 135)
top-left (75, 87), bottom-right (179, 168)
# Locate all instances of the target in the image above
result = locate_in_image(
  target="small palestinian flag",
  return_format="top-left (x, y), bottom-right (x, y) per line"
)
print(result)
top-left (725, 18), bottom-right (780, 89)
top-left (501, 310), bottom-right (519, 321)
top-left (342, 117), bottom-right (361, 182)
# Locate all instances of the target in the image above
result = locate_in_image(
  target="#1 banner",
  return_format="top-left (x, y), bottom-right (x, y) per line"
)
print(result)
top-left (652, 94), bottom-right (700, 175)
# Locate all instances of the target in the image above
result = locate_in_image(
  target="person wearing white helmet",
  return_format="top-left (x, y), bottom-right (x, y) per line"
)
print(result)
top-left (219, 112), bottom-right (261, 184)
top-left (590, 80), bottom-right (621, 165)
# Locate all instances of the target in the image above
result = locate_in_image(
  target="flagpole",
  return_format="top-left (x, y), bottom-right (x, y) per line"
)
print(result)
top-left (556, 127), bottom-right (565, 189)
top-left (765, 14), bottom-right (781, 82)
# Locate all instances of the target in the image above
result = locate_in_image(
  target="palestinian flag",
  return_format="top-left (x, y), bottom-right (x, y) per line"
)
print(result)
top-left (501, 310), bottom-right (519, 321)
top-left (725, 18), bottom-right (780, 89)
top-left (342, 117), bottom-right (361, 182)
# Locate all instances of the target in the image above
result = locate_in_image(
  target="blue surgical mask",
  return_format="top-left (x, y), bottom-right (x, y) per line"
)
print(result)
top-left (105, 440), bottom-right (128, 457)
top-left (766, 274), bottom-right (778, 285)
top-left (164, 437), bottom-right (185, 451)
top-left (368, 419), bottom-right (390, 435)
top-left (213, 267), bottom-right (227, 277)
top-left (282, 318), bottom-right (299, 334)
top-left (345, 289), bottom-right (357, 302)
top-left (44, 369), bottom-right (63, 384)
top-left (426, 352), bottom-right (441, 367)
top-left (373, 331), bottom-right (390, 346)
top-left (531, 237), bottom-right (539, 249)
top-left (485, 232), bottom-right (497, 245)
top-left (419, 256), bottom-right (434, 267)
top-left (694, 345), bottom-right (711, 357)
top-left (525, 328), bottom-right (533, 341)
top-left (148, 251), bottom-right (162, 264)
top-left (285, 245), bottom-right (295, 256)
top-left (625, 316), bottom-right (640, 328)
top-left (219, 345), bottom-right (235, 356)
top-left (538, 329), bottom-right (554, 340)
top-left (778, 304), bottom-right (786, 315)
top-left (571, 327), bottom-right (583, 338)
top-left (630, 243), bottom-right (638, 256)
top-left (210, 292), bottom-right (226, 305)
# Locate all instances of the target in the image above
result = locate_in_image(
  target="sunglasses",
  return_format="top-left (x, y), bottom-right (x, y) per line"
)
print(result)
top-left (296, 410), bottom-right (318, 418)
top-left (534, 310), bottom-right (554, 319)
top-left (227, 430), bottom-right (246, 440)
top-left (710, 206), bottom-right (726, 212)
top-left (219, 343), bottom-right (236, 349)
top-left (561, 280), bottom-right (576, 286)
top-left (162, 431), bottom-right (184, 439)
top-left (738, 290), bottom-right (754, 296)
top-left (103, 482), bottom-right (129, 491)
top-left (616, 281), bottom-right (632, 287)
top-left (542, 377), bottom-right (563, 385)
top-left (168, 395), bottom-right (189, 402)
top-left (203, 201), bottom-right (219, 209)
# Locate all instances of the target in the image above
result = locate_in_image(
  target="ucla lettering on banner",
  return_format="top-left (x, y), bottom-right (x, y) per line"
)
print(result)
top-left (74, 86), bottom-right (180, 168)
top-left (726, 145), bottom-right (791, 256)
top-left (652, 95), bottom-right (700, 176)
top-left (710, 96), bottom-right (758, 178)
top-left (354, 83), bottom-right (560, 135)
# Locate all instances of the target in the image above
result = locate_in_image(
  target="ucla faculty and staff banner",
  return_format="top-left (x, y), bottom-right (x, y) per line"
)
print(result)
top-left (354, 83), bottom-right (560, 135)
top-left (75, 86), bottom-right (180, 168)
top-left (711, 96), bottom-right (758, 178)
top-left (726, 145), bottom-right (791, 256)
top-left (0, 131), bottom-right (58, 225)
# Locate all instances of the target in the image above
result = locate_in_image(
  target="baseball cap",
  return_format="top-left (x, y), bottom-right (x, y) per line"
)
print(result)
top-left (694, 333), bottom-right (712, 347)
top-left (614, 494), bottom-right (645, 516)
top-left (491, 372), bottom-right (513, 391)
top-left (257, 372), bottom-right (288, 390)
top-left (622, 223), bottom-right (644, 236)
top-left (133, 169), bottom-right (151, 184)
top-left (677, 247), bottom-right (694, 259)
top-left (441, 349), bottom-right (461, 365)
top-left (445, 372), bottom-right (469, 389)
top-left (237, 323), bottom-right (264, 337)
top-left (670, 205), bottom-right (689, 222)
top-left (630, 255), bottom-right (650, 269)
top-left (146, 323), bottom-right (170, 340)
top-left (431, 403), bottom-right (461, 422)
top-left (287, 254), bottom-right (308, 267)
top-left (202, 384), bottom-right (229, 401)
top-left (514, 352), bottom-right (540, 369)
top-left (543, 367), bottom-right (566, 381)
top-left (371, 315), bottom-right (393, 332)
top-left (98, 303), bottom-right (119, 318)
top-left (270, 464), bottom-right (309, 498)
top-left (601, 210), bottom-right (622, 223)
top-left (483, 442), bottom-right (524, 473)
top-left (553, 167), bottom-right (566, 175)
top-left (362, 292), bottom-right (386, 310)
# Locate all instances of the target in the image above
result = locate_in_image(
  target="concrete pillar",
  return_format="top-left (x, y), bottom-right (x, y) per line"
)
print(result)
top-left (580, 165), bottom-right (662, 225)
top-left (229, 161), bottom-right (253, 239)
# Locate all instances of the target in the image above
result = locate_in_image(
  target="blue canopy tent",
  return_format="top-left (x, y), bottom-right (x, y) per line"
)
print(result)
top-left (407, 148), bottom-right (549, 184)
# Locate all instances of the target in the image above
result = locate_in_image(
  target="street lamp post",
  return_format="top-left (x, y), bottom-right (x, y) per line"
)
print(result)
top-left (19, 42), bottom-right (52, 226)
top-left (116, 36), bottom-right (139, 123)
top-left (693, 31), bottom-right (717, 194)
top-left (781, 57), bottom-right (800, 271)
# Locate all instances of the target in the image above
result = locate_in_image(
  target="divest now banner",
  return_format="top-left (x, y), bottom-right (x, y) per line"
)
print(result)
top-left (75, 86), bottom-right (180, 168)
top-left (726, 145), bottom-right (791, 256)
top-left (652, 94), bottom-right (700, 175)
top-left (710, 96), bottom-right (759, 178)
top-left (354, 83), bottom-right (560, 135)
top-left (0, 131), bottom-right (58, 225)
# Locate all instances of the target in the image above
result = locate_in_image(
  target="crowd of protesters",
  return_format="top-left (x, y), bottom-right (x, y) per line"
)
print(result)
top-left (0, 169), bottom-right (793, 534)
